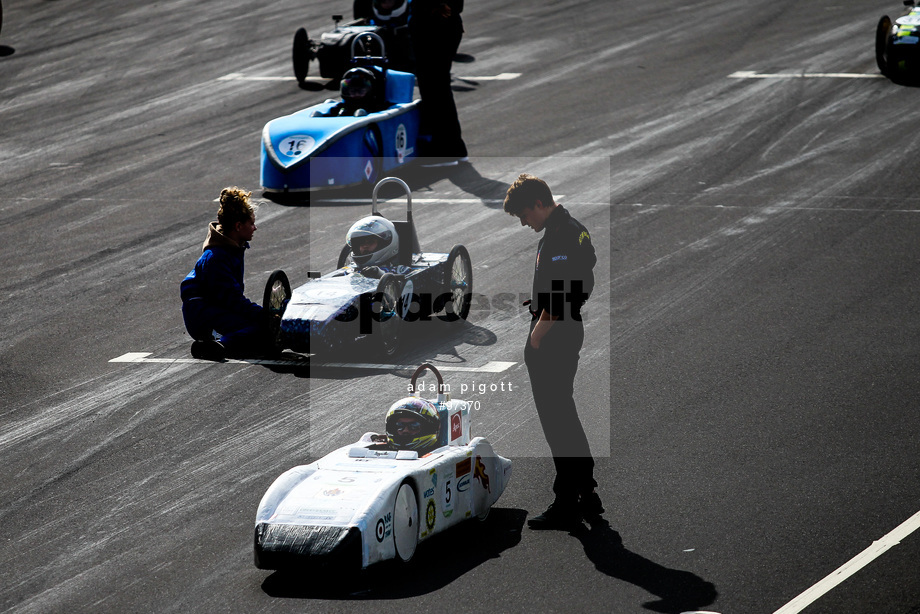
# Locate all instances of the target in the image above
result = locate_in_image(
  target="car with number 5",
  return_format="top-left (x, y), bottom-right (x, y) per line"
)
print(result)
top-left (253, 363), bottom-right (512, 570)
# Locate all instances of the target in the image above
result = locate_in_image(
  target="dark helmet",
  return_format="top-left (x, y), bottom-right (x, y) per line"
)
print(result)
top-left (385, 397), bottom-right (440, 452)
top-left (340, 67), bottom-right (378, 109)
top-left (373, 0), bottom-right (408, 21)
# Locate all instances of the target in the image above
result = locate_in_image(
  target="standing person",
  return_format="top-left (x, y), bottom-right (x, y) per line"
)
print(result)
top-left (503, 173), bottom-right (604, 529)
top-left (180, 187), bottom-right (267, 361)
top-left (408, 0), bottom-right (468, 165)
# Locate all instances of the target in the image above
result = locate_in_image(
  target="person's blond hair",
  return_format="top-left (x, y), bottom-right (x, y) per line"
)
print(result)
top-left (217, 186), bottom-right (257, 229)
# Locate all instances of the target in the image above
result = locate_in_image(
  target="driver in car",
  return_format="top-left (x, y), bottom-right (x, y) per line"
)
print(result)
top-left (384, 397), bottom-right (441, 454)
top-left (345, 215), bottom-right (401, 278)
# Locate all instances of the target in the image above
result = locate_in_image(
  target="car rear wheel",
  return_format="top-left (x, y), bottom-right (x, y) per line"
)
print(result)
top-left (393, 481), bottom-right (419, 562)
top-left (436, 244), bottom-right (472, 321)
top-left (263, 270), bottom-right (291, 352)
top-left (877, 15), bottom-right (892, 76)
top-left (293, 27), bottom-right (311, 86)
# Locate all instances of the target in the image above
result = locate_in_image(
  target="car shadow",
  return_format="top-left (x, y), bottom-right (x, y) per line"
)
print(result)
top-left (260, 162), bottom-right (510, 210)
top-left (568, 520), bottom-right (719, 613)
top-left (260, 507), bottom-right (526, 599)
top-left (259, 319), bottom-right (500, 380)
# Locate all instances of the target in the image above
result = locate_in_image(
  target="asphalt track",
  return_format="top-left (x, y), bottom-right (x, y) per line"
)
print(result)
top-left (2, 1), bottom-right (920, 612)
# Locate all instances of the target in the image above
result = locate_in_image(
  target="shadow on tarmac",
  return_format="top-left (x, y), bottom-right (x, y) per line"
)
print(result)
top-left (571, 519), bottom-right (719, 613)
top-left (260, 507), bottom-right (527, 598)
top-left (257, 320), bottom-right (499, 381)
top-left (262, 162), bottom-right (510, 210)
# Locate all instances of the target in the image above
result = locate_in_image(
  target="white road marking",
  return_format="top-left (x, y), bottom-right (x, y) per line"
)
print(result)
top-left (729, 70), bottom-right (885, 80)
top-left (110, 352), bottom-right (515, 373)
top-left (456, 72), bottom-right (521, 81)
top-left (773, 509), bottom-right (920, 614)
top-left (313, 197), bottom-right (597, 205)
top-left (217, 72), bottom-right (521, 82)
top-left (218, 73), bottom-right (303, 82)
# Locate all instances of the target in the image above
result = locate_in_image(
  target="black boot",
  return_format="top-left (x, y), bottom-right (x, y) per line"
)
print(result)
top-left (527, 499), bottom-right (582, 530)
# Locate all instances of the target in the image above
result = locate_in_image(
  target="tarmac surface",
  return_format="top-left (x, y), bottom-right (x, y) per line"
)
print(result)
top-left (2, 1), bottom-right (920, 612)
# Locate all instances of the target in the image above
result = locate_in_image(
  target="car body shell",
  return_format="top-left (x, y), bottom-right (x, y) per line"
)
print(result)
top-left (261, 68), bottom-right (419, 191)
top-left (254, 397), bottom-right (512, 570)
top-left (280, 253), bottom-right (454, 354)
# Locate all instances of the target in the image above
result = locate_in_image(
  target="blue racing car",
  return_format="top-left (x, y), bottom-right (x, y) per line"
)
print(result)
top-left (262, 177), bottom-right (473, 357)
top-left (261, 58), bottom-right (420, 192)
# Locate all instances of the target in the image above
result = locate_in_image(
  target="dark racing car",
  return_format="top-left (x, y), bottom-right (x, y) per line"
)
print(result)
top-left (876, 1), bottom-right (920, 79)
top-left (292, 0), bottom-right (412, 85)
top-left (262, 177), bottom-right (473, 357)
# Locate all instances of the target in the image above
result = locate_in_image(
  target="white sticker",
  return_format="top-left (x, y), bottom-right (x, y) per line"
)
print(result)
top-left (395, 124), bottom-right (408, 163)
top-left (280, 135), bottom-right (316, 157)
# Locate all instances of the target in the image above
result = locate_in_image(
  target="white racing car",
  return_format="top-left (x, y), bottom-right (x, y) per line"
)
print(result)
top-left (254, 363), bottom-right (512, 570)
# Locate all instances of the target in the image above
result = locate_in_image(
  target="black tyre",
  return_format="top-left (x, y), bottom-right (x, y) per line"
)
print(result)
top-left (877, 15), bottom-right (892, 76)
top-left (293, 27), bottom-right (311, 85)
top-left (337, 243), bottom-right (353, 269)
top-left (435, 245), bottom-right (473, 321)
top-left (375, 273), bottom-right (403, 357)
top-left (362, 125), bottom-right (383, 186)
top-left (263, 270), bottom-right (292, 351)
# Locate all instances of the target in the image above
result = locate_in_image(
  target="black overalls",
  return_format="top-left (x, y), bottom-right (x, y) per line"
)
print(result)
top-left (524, 205), bottom-right (597, 500)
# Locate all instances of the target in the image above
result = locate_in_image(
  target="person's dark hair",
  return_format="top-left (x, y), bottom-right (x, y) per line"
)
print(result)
top-left (503, 173), bottom-right (554, 216)
top-left (217, 186), bottom-right (256, 229)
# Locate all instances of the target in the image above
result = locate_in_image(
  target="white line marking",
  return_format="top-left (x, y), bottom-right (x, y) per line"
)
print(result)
top-left (729, 70), bottom-right (885, 80)
top-left (217, 72), bottom-right (322, 82)
top-left (773, 509), bottom-right (920, 614)
top-left (110, 353), bottom-right (515, 373)
top-left (456, 72), bottom-right (522, 81)
top-left (217, 72), bottom-right (522, 83)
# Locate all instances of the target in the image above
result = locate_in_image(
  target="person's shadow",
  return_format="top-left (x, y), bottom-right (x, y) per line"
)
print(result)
top-left (571, 519), bottom-right (719, 613)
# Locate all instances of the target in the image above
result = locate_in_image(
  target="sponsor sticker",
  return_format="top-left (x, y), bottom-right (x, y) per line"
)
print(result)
top-left (376, 512), bottom-right (392, 543)
top-left (456, 457), bottom-right (471, 478)
top-left (450, 413), bottom-right (462, 440)
top-left (474, 456), bottom-right (491, 493)
top-left (395, 123), bottom-right (408, 163)
top-left (426, 499), bottom-right (436, 531)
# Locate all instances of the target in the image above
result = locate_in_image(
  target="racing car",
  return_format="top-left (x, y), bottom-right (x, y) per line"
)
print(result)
top-left (292, 1), bottom-right (412, 85)
top-left (876, 1), bottom-right (920, 79)
top-left (253, 363), bottom-right (512, 570)
top-left (260, 57), bottom-right (420, 192)
top-left (262, 177), bottom-right (473, 357)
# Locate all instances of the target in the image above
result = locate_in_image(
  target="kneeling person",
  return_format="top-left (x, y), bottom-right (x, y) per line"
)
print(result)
top-left (180, 187), bottom-right (268, 360)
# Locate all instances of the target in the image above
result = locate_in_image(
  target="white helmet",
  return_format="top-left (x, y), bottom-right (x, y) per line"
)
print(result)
top-left (373, 0), bottom-right (408, 22)
top-left (346, 216), bottom-right (399, 267)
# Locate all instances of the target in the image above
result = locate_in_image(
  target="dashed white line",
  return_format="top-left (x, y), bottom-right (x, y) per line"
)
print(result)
top-left (773, 509), bottom-right (920, 613)
top-left (110, 352), bottom-right (515, 373)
